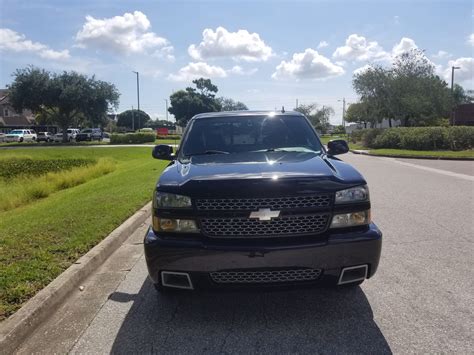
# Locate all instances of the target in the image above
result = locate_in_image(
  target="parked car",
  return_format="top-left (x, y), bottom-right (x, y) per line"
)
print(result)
top-left (145, 110), bottom-right (382, 292)
top-left (76, 128), bottom-right (103, 142)
top-left (36, 132), bottom-right (53, 142)
top-left (0, 133), bottom-right (5, 143)
top-left (53, 128), bottom-right (80, 142)
top-left (4, 129), bottom-right (36, 143)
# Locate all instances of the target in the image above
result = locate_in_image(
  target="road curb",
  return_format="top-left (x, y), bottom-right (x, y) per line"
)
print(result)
top-left (0, 202), bottom-right (152, 354)
top-left (350, 149), bottom-right (474, 161)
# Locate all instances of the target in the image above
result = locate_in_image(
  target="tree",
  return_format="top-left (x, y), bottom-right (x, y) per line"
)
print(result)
top-left (352, 49), bottom-right (451, 127)
top-left (8, 67), bottom-right (119, 142)
top-left (117, 110), bottom-right (151, 130)
top-left (168, 78), bottom-right (221, 126)
top-left (218, 97), bottom-right (248, 111)
top-left (345, 102), bottom-right (377, 128)
top-left (294, 103), bottom-right (334, 133)
top-left (453, 84), bottom-right (473, 106)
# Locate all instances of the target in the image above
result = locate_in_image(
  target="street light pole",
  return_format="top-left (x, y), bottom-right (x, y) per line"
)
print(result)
top-left (164, 99), bottom-right (169, 121)
top-left (131, 105), bottom-right (135, 131)
top-left (338, 98), bottom-right (346, 127)
top-left (451, 66), bottom-right (460, 125)
top-left (132, 71), bottom-right (140, 129)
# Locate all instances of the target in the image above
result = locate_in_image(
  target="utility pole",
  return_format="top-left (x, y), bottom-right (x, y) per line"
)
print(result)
top-left (164, 99), bottom-right (169, 121)
top-left (132, 71), bottom-right (140, 112)
top-left (131, 105), bottom-right (135, 131)
top-left (451, 66), bottom-right (460, 125)
top-left (342, 98), bottom-right (346, 127)
top-left (296, 99), bottom-right (298, 109)
top-left (338, 98), bottom-right (346, 127)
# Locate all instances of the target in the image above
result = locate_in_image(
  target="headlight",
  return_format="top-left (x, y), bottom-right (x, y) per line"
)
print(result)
top-left (335, 185), bottom-right (369, 204)
top-left (330, 210), bottom-right (371, 228)
top-left (152, 216), bottom-right (199, 233)
top-left (154, 192), bottom-right (192, 208)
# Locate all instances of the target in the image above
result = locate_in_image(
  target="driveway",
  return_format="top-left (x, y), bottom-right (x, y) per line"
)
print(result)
top-left (14, 154), bottom-right (474, 354)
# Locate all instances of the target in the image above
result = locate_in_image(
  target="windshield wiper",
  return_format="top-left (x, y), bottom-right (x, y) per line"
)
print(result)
top-left (186, 150), bottom-right (230, 157)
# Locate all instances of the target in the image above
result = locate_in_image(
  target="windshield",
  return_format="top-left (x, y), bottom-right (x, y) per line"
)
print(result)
top-left (81, 129), bottom-right (92, 133)
top-left (181, 115), bottom-right (322, 157)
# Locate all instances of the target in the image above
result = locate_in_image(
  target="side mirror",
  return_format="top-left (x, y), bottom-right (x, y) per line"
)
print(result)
top-left (327, 139), bottom-right (349, 156)
top-left (152, 144), bottom-right (174, 160)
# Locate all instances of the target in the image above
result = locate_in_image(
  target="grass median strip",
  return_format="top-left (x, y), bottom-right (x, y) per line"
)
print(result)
top-left (0, 147), bottom-right (168, 320)
top-left (366, 148), bottom-right (474, 159)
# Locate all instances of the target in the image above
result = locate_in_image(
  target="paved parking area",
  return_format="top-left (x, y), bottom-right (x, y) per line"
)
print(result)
top-left (15, 153), bottom-right (474, 354)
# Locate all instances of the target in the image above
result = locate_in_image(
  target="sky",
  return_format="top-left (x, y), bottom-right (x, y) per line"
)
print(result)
top-left (0, 0), bottom-right (473, 124)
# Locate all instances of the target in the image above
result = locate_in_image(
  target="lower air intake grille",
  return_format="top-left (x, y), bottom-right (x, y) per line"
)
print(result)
top-left (210, 268), bottom-right (322, 284)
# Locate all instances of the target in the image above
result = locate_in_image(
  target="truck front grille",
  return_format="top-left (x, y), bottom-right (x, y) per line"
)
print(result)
top-left (210, 268), bottom-right (322, 284)
top-left (200, 213), bottom-right (329, 238)
top-left (196, 194), bottom-right (332, 211)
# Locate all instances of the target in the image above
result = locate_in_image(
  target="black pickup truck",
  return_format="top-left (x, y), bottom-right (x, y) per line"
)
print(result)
top-left (144, 111), bottom-right (382, 291)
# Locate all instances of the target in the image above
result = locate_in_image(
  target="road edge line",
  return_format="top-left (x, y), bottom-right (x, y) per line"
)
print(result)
top-left (0, 201), bottom-right (152, 354)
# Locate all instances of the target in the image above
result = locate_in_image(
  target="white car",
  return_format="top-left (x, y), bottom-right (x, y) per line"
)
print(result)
top-left (53, 128), bottom-right (80, 142)
top-left (4, 129), bottom-right (37, 143)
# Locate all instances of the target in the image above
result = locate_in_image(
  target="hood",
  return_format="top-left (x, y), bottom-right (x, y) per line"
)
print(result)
top-left (157, 151), bottom-right (366, 197)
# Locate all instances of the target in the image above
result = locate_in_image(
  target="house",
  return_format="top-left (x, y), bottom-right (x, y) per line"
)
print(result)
top-left (0, 89), bottom-right (37, 133)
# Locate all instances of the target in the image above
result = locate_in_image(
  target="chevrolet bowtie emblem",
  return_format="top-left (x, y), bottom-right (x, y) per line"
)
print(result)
top-left (249, 208), bottom-right (280, 221)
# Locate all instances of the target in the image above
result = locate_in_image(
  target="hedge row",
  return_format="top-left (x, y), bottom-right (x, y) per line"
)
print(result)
top-left (350, 127), bottom-right (474, 151)
top-left (157, 134), bottom-right (181, 140)
top-left (0, 158), bottom-right (94, 180)
top-left (110, 133), bottom-right (156, 144)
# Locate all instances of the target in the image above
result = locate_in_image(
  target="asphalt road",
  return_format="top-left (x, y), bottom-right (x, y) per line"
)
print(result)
top-left (15, 154), bottom-right (474, 354)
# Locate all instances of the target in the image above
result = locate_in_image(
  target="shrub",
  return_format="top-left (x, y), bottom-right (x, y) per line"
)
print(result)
top-left (372, 128), bottom-right (404, 149)
top-left (110, 133), bottom-right (156, 144)
top-left (157, 134), bottom-right (181, 140)
top-left (0, 158), bottom-right (93, 180)
top-left (361, 128), bottom-right (383, 148)
top-left (351, 126), bottom-right (474, 151)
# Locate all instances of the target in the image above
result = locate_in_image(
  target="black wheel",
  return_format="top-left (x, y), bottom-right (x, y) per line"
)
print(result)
top-left (19, 137), bottom-right (23, 142)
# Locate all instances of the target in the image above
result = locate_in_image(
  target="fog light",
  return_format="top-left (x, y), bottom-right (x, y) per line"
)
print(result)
top-left (330, 210), bottom-right (370, 228)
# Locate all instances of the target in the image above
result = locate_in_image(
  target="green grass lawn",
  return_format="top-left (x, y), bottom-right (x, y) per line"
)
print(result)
top-left (0, 147), bottom-right (168, 320)
top-left (366, 148), bottom-right (474, 159)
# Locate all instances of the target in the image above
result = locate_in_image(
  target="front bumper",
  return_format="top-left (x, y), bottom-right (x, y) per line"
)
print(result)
top-left (144, 223), bottom-right (382, 289)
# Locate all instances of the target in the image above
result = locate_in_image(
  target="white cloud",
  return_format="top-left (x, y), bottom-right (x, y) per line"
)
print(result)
top-left (75, 11), bottom-right (173, 59)
top-left (229, 65), bottom-right (258, 75)
top-left (0, 28), bottom-right (70, 60)
top-left (392, 37), bottom-right (418, 56)
top-left (432, 50), bottom-right (452, 59)
top-left (333, 34), bottom-right (389, 62)
top-left (272, 48), bottom-right (345, 80)
top-left (317, 40), bottom-right (329, 49)
top-left (167, 62), bottom-right (227, 82)
top-left (188, 26), bottom-right (273, 62)
top-left (443, 57), bottom-right (474, 83)
top-left (468, 34), bottom-right (474, 46)
top-left (353, 64), bottom-right (373, 75)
